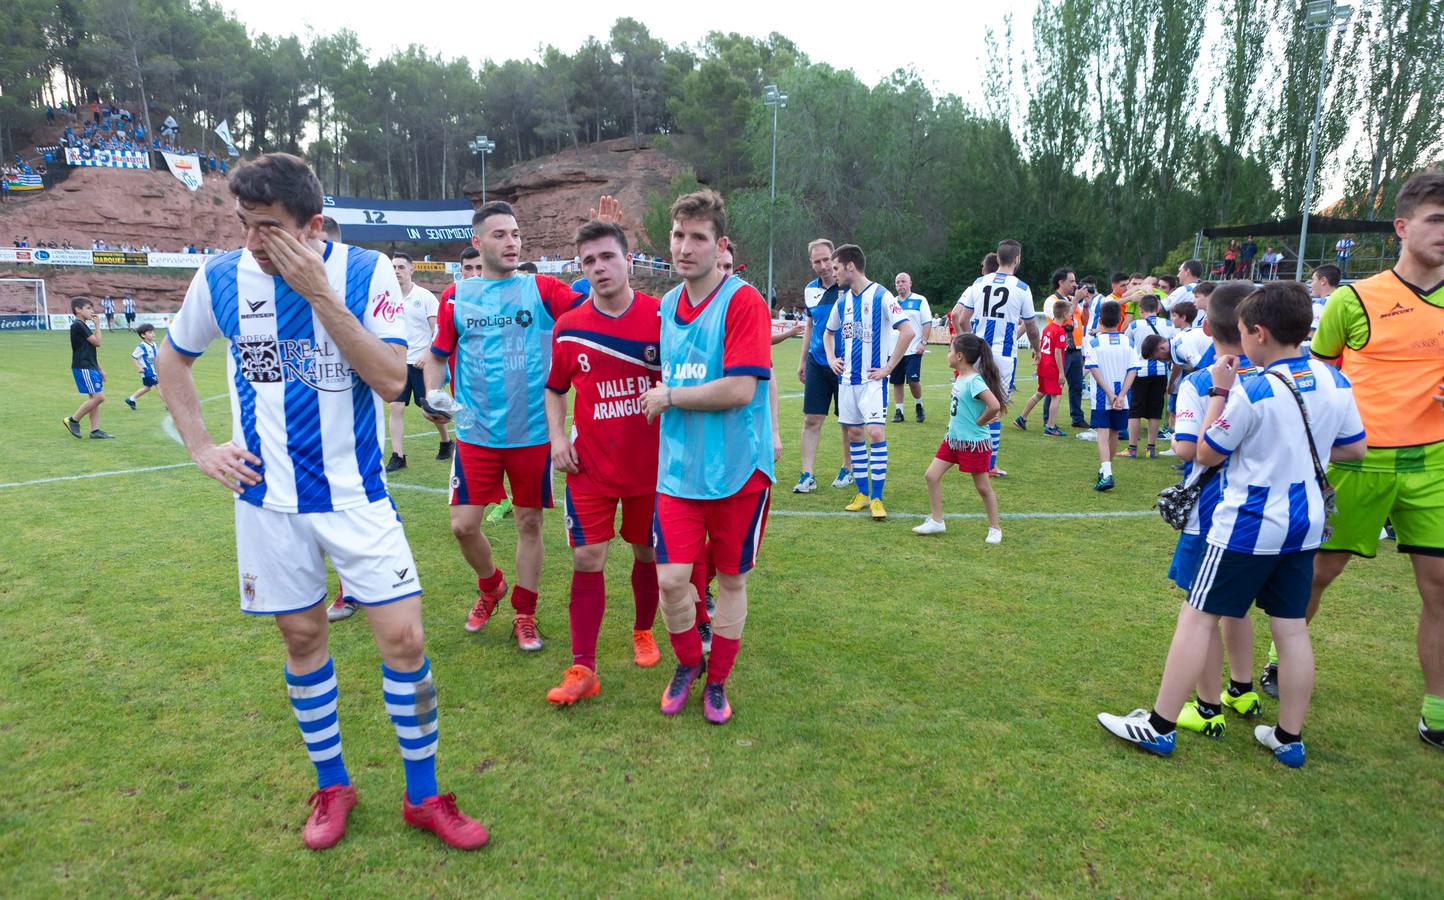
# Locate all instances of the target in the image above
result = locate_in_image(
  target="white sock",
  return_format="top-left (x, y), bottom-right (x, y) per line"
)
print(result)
top-left (1101, 461), bottom-right (1113, 477)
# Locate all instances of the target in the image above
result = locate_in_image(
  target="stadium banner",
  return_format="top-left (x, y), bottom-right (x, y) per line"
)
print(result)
top-left (0, 314), bottom-right (47, 330)
top-left (146, 252), bottom-right (206, 268)
top-left (323, 195), bottom-right (474, 242)
top-left (91, 250), bottom-right (151, 267)
top-left (5, 172), bottom-right (45, 192)
top-left (161, 151), bottom-right (204, 191)
top-left (47, 312), bottom-right (173, 330)
top-left (0, 247), bottom-right (95, 265)
top-left (411, 261), bottom-right (449, 274)
top-left (64, 147), bottom-right (152, 170)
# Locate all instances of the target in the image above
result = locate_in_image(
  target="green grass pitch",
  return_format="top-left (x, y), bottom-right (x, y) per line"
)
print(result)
top-left (1, 329), bottom-right (1439, 896)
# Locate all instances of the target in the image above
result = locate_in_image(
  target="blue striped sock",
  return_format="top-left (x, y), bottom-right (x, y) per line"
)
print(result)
top-left (849, 441), bottom-right (870, 497)
top-left (382, 658), bottom-right (439, 805)
top-left (285, 658), bottom-right (349, 790)
top-left (869, 440), bottom-right (888, 499)
top-left (989, 420), bottom-right (1002, 469)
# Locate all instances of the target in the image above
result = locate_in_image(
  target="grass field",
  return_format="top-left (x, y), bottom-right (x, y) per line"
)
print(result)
top-left (1, 328), bottom-right (1439, 897)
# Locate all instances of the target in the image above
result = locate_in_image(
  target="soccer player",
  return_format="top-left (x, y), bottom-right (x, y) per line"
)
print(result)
top-left (1306, 173), bottom-right (1444, 749)
top-left (1164, 259), bottom-right (1202, 312)
top-left (1088, 273), bottom-right (1128, 335)
top-left (63, 298), bottom-right (113, 439)
top-left (1098, 282), bottom-right (1365, 767)
top-left (383, 252), bottom-right (450, 473)
top-left (1307, 263), bottom-right (1341, 333)
top-left (642, 189), bottom-right (773, 725)
top-left (794, 238), bottom-right (853, 493)
top-left (952, 239), bottom-right (1039, 477)
top-left (101, 294), bottom-right (116, 330)
top-left (1084, 300), bottom-right (1139, 490)
top-left (543, 218), bottom-right (664, 704)
top-left (122, 293), bottom-right (136, 328)
top-left (824, 244), bottom-right (916, 519)
top-left (156, 152), bottom-right (486, 850)
top-left (1013, 298), bottom-right (1068, 436)
top-left (1122, 294), bottom-right (1174, 458)
top-left (424, 200), bottom-right (583, 650)
top-left (124, 323), bottom-right (159, 409)
top-left (1168, 281), bottom-right (1267, 738)
top-left (890, 272), bottom-right (931, 423)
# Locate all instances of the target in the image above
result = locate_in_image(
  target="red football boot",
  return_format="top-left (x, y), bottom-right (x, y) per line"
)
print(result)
top-left (402, 792), bottom-right (489, 850)
top-left (303, 784), bottom-right (357, 850)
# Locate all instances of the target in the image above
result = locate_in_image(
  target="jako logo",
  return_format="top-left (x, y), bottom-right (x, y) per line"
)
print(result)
top-left (371, 290), bottom-right (401, 322)
top-left (668, 362), bottom-right (708, 380)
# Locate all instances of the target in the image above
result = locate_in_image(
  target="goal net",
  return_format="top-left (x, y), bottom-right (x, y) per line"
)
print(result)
top-left (0, 277), bottom-right (48, 324)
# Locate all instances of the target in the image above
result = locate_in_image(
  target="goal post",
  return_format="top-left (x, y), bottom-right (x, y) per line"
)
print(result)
top-left (0, 277), bottom-right (49, 328)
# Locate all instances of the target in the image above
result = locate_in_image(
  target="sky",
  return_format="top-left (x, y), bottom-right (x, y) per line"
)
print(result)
top-left (219, 0), bottom-right (1039, 106)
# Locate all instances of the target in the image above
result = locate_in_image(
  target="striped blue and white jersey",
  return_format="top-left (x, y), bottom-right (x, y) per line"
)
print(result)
top-left (1170, 327), bottom-right (1212, 372)
top-left (956, 272), bottom-right (1034, 359)
top-left (131, 340), bottom-right (157, 378)
top-left (168, 242), bottom-right (407, 514)
top-left (896, 293), bottom-right (932, 355)
top-left (1173, 357), bottom-right (1257, 536)
top-left (825, 281), bottom-right (905, 386)
top-left (1125, 315), bottom-right (1174, 377)
top-left (1201, 357), bottom-right (1365, 554)
top-left (1162, 281), bottom-right (1195, 312)
top-left (1083, 331), bottom-right (1141, 408)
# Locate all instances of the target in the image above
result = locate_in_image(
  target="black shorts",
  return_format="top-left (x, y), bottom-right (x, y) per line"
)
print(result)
top-left (889, 353), bottom-right (923, 385)
top-left (802, 356), bottom-right (839, 416)
top-left (1128, 375), bottom-right (1167, 419)
top-left (1186, 546), bottom-right (1315, 619)
top-left (393, 363), bottom-right (428, 405)
top-left (124, 312), bottom-right (136, 325)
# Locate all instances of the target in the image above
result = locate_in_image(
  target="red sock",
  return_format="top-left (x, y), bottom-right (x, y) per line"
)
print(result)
top-left (707, 635), bottom-right (740, 684)
top-left (689, 562), bottom-right (711, 624)
top-left (630, 560), bottom-right (658, 631)
top-left (478, 567), bottom-right (504, 593)
top-left (667, 626), bottom-right (703, 668)
top-left (568, 571), bottom-right (605, 671)
top-left (511, 584), bottom-right (537, 615)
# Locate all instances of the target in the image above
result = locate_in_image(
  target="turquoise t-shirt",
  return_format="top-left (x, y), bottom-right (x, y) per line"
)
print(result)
top-left (947, 373), bottom-right (992, 444)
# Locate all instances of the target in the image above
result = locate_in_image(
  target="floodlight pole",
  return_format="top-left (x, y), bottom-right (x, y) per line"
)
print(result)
top-left (1296, 2), bottom-right (1352, 282)
top-left (763, 85), bottom-right (787, 309)
top-left (469, 135), bottom-right (496, 203)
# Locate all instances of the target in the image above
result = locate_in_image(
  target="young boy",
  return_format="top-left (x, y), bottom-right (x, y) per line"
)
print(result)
top-left (63, 298), bottom-right (114, 439)
top-left (1123, 295), bottom-right (1174, 457)
top-left (1098, 282), bottom-right (1366, 768)
top-left (1166, 281), bottom-right (1265, 738)
top-left (1083, 300), bottom-right (1139, 490)
top-left (125, 323), bottom-right (159, 409)
top-left (1013, 298), bottom-right (1068, 436)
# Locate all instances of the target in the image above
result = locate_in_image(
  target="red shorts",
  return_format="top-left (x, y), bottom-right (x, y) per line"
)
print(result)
top-left (563, 486), bottom-right (653, 548)
top-left (935, 438), bottom-right (991, 474)
top-left (449, 440), bottom-right (554, 509)
top-left (652, 472), bottom-right (771, 575)
top-left (1037, 367), bottom-right (1061, 395)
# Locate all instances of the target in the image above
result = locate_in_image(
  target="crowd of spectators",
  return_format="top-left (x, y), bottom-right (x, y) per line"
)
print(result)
top-left (53, 101), bottom-right (227, 174)
top-left (11, 234), bottom-right (227, 254)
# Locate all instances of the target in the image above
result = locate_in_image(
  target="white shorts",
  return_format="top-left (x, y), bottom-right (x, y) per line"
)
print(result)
top-left (996, 355), bottom-right (1017, 403)
top-left (234, 496), bottom-right (420, 615)
top-left (838, 379), bottom-right (888, 426)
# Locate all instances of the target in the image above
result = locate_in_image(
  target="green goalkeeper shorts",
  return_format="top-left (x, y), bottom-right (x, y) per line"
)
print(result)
top-left (1322, 467), bottom-right (1444, 558)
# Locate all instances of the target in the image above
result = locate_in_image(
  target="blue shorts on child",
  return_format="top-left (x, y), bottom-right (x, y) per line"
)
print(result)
top-left (1090, 407), bottom-right (1129, 433)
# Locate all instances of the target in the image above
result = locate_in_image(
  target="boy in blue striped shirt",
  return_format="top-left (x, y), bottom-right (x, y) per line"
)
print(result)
top-left (1098, 283), bottom-right (1365, 768)
top-left (125, 323), bottom-right (158, 409)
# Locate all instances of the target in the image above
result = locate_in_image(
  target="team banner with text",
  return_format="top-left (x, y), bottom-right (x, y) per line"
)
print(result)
top-left (64, 147), bottom-right (152, 169)
top-left (161, 151), bottom-right (204, 191)
top-left (322, 196), bottom-right (475, 242)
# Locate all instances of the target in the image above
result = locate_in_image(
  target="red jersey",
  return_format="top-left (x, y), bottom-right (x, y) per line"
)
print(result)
top-left (1038, 322), bottom-right (1066, 376)
top-left (546, 291), bottom-right (663, 498)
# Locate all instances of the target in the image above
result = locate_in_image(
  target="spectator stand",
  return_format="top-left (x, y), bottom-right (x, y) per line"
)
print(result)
top-left (1193, 215), bottom-right (1397, 283)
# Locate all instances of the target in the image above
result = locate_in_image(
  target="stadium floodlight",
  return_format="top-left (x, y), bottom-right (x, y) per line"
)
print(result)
top-left (1295, 0), bottom-right (1354, 281)
top-left (762, 85), bottom-right (788, 310)
top-left (468, 135), bottom-right (496, 203)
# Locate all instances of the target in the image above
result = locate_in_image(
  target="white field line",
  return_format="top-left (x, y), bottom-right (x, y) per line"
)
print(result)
top-left (0, 463), bottom-right (194, 489)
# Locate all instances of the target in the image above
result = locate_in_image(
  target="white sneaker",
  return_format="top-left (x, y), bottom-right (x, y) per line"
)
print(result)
top-left (831, 470), bottom-right (855, 489)
top-left (985, 527), bottom-right (1002, 544)
top-left (792, 474), bottom-right (817, 494)
top-left (1157, 448), bottom-right (1177, 457)
top-left (1254, 724), bottom-right (1306, 768)
top-left (912, 517), bottom-right (946, 535)
top-left (1076, 430), bottom-right (1098, 442)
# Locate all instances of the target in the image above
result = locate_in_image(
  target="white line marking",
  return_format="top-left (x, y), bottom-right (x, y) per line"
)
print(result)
top-left (160, 394), bottom-right (231, 445)
top-left (0, 463), bottom-right (194, 489)
top-left (386, 481), bottom-right (1153, 520)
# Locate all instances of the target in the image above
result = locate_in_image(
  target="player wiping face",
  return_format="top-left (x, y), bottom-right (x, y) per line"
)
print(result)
top-left (235, 201), bottom-right (322, 278)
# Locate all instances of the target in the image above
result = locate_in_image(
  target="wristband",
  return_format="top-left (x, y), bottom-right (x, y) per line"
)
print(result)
top-left (666, 387), bottom-right (673, 409)
top-left (1208, 387), bottom-right (1229, 398)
